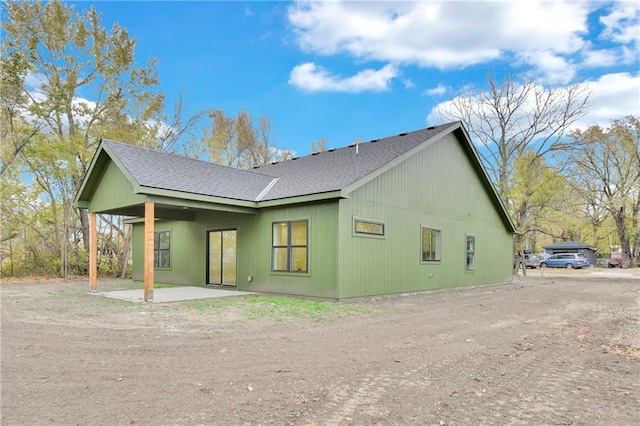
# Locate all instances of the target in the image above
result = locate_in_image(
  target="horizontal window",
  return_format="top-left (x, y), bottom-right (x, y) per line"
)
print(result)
top-left (353, 217), bottom-right (385, 237)
top-left (422, 227), bottom-right (441, 262)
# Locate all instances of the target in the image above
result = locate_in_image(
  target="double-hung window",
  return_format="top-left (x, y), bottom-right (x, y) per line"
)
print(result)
top-left (154, 230), bottom-right (171, 269)
top-left (422, 227), bottom-right (441, 262)
top-left (272, 220), bottom-right (308, 272)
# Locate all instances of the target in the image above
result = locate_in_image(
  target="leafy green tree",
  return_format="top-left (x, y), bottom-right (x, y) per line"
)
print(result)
top-left (568, 116), bottom-right (640, 266)
top-left (508, 152), bottom-right (567, 250)
top-left (1, 0), bottom-right (199, 276)
top-left (201, 108), bottom-right (292, 168)
top-left (0, 50), bottom-right (40, 177)
top-left (201, 109), bottom-right (242, 166)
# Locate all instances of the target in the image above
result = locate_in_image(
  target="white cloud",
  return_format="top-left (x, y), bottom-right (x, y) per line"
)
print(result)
top-left (577, 72), bottom-right (640, 128)
top-left (288, 62), bottom-right (398, 93)
top-left (582, 49), bottom-right (619, 68)
top-left (424, 84), bottom-right (447, 96)
top-left (402, 79), bottom-right (415, 89)
top-left (287, 0), bottom-right (595, 78)
top-left (288, 1), bottom-right (505, 68)
top-left (520, 50), bottom-right (576, 84)
top-left (600, 2), bottom-right (640, 45)
top-left (426, 72), bottom-right (639, 131)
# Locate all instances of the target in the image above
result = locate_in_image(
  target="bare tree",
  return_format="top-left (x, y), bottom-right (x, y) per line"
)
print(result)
top-left (437, 73), bottom-right (591, 250)
top-left (310, 138), bottom-right (327, 153)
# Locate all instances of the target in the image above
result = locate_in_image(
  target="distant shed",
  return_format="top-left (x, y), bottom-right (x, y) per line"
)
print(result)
top-left (543, 241), bottom-right (598, 266)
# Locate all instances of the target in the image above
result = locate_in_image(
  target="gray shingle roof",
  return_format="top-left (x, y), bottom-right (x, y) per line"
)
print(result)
top-left (102, 122), bottom-right (458, 202)
top-left (254, 123), bottom-right (457, 200)
top-left (543, 241), bottom-right (594, 250)
top-left (103, 140), bottom-right (275, 201)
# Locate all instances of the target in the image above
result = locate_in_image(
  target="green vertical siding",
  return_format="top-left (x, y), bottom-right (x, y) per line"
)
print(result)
top-left (130, 202), bottom-right (339, 298)
top-left (337, 132), bottom-right (513, 298)
top-left (131, 223), bottom-right (142, 280)
top-left (129, 132), bottom-right (512, 299)
top-left (88, 160), bottom-right (145, 212)
top-left (131, 220), bottom-right (197, 285)
top-left (241, 202), bottom-right (339, 298)
top-left (132, 211), bottom-right (248, 285)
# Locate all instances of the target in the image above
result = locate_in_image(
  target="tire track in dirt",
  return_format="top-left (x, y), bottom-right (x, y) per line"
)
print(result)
top-left (319, 370), bottom-right (396, 424)
top-left (312, 354), bottom-right (467, 425)
top-left (439, 326), bottom-right (640, 425)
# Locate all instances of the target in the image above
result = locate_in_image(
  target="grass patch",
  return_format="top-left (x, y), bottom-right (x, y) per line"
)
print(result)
top-left (185, 295), bottom-right (375, 322)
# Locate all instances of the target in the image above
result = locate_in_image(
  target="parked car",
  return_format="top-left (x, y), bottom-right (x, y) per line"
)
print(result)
top-left (540, 253), bottom-right (590, 269)
top-left (513, 253), bottom-right (542, 269)
top-left (524, 254), bottom-right (541, 268)
top-left (607, 257), bottom-right (624, 268)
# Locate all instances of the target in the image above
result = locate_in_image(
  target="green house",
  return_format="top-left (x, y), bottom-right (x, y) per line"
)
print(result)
top-left (75, 121), bottom-right (516, 300)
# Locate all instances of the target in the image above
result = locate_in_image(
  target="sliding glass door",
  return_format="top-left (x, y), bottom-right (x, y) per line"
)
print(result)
top-left (207, 229), bottom-right (237, 286)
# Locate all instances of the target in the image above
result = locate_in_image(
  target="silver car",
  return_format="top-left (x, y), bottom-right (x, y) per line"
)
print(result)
top-left (540, 253), bottom-right (590, 269)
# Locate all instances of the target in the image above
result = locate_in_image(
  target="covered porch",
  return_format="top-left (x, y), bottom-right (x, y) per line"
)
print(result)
top-left (74, 139), bottom-right (264, 301)
top-left (83, 199), bottom-right (255, 301)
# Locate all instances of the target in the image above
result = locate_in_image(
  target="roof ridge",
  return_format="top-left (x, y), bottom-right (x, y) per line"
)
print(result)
top-left (253, 122), bottom-right (456, 168)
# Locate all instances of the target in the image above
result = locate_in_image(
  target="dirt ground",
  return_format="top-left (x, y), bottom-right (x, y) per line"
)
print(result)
top-left (1, 274), bottom-right (639, 425)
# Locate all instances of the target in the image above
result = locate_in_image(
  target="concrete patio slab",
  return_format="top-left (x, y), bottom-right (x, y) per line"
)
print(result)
top-left (93, 286), bottom-right (255, 303)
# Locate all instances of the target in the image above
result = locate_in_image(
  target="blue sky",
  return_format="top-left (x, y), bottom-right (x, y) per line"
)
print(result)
top-left (74, 1), bottom-right (639, 156)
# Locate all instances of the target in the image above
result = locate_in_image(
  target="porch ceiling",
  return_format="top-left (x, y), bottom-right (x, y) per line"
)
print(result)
top-left (97, 198), bottom-right (257, 221)
top-left (97, 203), bottom-right (195, 221)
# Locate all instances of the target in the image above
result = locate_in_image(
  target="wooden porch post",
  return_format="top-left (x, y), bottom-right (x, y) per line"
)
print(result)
top-left (89, 212), bottom-right (97, 292)
top-left (144, 202), bottom-right (155, 302)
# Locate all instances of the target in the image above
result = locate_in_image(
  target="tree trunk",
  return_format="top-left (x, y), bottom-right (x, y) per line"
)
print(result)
top-left (632, 196), bottom-right (640, 265)
top-left (119, 225), bottom-right (131, 278)
top-left (613, 207), bottom-right (632, 267)
top-left (79, 208), bottom-right (90, 272)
